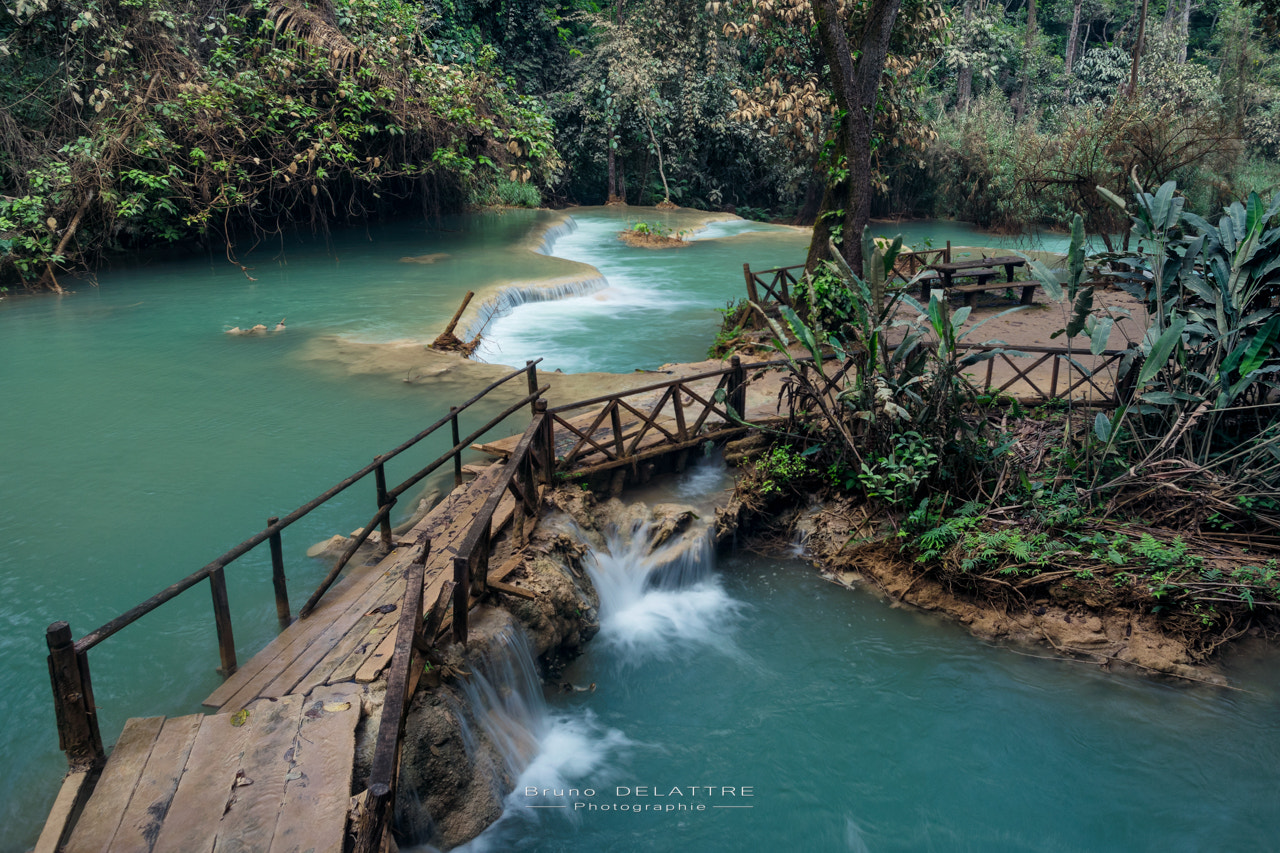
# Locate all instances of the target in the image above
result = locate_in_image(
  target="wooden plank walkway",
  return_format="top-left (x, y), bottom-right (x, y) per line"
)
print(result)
top-left (42, 463), bottom-right (529, 853)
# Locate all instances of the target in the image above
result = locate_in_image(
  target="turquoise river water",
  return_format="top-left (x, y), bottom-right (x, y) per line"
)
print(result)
top-left (2, 209), bottom-right (1274, 850)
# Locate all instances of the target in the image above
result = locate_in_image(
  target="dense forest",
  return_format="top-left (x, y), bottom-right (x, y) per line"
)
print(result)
top-left (1, 0), bottom-right (1277, 285)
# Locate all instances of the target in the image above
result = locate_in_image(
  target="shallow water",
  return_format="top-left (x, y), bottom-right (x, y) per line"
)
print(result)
top-left (0, 207), bottom-right (1219, 850)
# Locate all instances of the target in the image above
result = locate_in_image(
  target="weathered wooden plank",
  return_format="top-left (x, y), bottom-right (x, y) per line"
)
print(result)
top-left (353, 630), bottom-right (398, 683)
top-left (317, 474), bottom-right (500, 688)
top-left (150, 712), bottom-right (254, 853)
top-left (489, 580), bottom-right (536, 601)
top-left (312, 608), bottom-right (389, 686)
top-left (111, 714), bottom-right (204, 853)
top-left (212, 564), bottom-right (402, 712)
top-left (203, 558), bottom-right (389, 709)
top-left (268, 684), bottom-right (361, 853)
top-left (213, 694), bottom-right (306, 853)
top-left (64, 716), bottom-right (165, 853)
top-left (258, 568), bottom-right (407, 700)
top-left (34, 769), bottom-right (95, 853)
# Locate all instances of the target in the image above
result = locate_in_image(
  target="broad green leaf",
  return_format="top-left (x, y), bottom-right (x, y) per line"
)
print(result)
top-left (1089, 316), bottom-right (1114, 355)
top-left (1240, 314), bottom-right (1280, 376)
top-left (1065, 287), bottom-right (1095, 338)
top-left (1097, 185), bottom-right (1127, 212)
top-left (1137, 315), bottom-right (1187, 386)
top-left (1139, 391), bottom-right (1179, 405)
top-left (1094, 412), bottom-right (1112, 442)
top-left (960, 304), bottom-right (1028, 342)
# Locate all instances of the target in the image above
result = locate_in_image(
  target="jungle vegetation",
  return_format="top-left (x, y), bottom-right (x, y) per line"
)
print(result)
top-left (1, 0), bottom-right (1278, 285)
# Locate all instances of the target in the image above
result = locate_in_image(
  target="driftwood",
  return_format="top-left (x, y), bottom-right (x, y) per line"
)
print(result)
top-left (430, 291), bottom-right (481, 356)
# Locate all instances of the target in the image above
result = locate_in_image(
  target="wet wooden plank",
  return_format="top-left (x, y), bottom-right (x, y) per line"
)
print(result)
top-left (111, 714), bottom-right (204, 853)
top-left (65, 716), bottom-right (165, 853)
top-left (213, 694), bottom-right (306, 853)
top-left (35, 769), bottom-right (95, 853)
top-left (258, 568), bottom-right (407, 700)
top-left (203, 560), bottom-right (389, 710)
top-left (150, 711), bottom-right (254, 853)
top-left (312, 472), bottom-right (499, 688)
top-left (211, 564), bottom-right (401, 712)
top-left (268, 684), bottom-right (361, 853)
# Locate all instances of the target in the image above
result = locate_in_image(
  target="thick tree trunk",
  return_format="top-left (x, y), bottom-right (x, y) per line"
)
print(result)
top-left (1015, 0), bottom-right (1037, 122)
top-left (804, 0), bottom-right (904, 275)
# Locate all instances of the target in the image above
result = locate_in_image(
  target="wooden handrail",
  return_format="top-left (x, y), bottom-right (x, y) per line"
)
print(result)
top-left (351, 538), bottom-right (430, 853)
top-left (73, 360), bottom-right (541, 655)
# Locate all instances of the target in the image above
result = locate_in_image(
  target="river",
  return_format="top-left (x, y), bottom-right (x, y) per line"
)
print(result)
top-left (4, 208), bottom-right (1271, 851)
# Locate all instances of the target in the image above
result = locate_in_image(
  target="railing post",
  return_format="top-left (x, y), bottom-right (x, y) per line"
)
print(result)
top-left (609, 403), bottom-right (625, 462)
top-left (743, 263), bottom-right (759, 304)
top-left (374, 461), bottom-right (394, 555)
top-left (729, 355), bottom-right (747, 418)
top-left (268, 516), bottom-right (290, 630)
top-left (46, 622), bottom-right (104, 769)
top-left (1050, 354), bottom-right (1062, 400)
top-left (672, 386), bottom-right (688, 441)
top-left (474, 519), bottom-right (490, 597)
top-left (535, 399), bottom-right (555, 487)
top-left (450, 407), bottom-right (463, 487)
top-left (209, 567), bottom-right (237, 677)
top-left (452, 555), bottom-right (469, 644)
top-left (526, 360), bottom-right (539, 415)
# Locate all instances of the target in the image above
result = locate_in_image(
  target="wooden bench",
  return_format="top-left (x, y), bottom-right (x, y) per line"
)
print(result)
top-left (951, 279), bottom-right (1039, 307)
top-left (919, 268), bottom-right (998, 300)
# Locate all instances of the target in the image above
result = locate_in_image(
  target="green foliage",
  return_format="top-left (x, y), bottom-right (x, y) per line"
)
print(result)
top-left (0, 0), bottom-right (562, 285)
top-left (754, 445), bottom-right (815, 497)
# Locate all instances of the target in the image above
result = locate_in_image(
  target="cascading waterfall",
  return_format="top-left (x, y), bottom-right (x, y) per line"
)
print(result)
top-left (463, 274), bottom-right (609, 346)
top-left (583, 521), bottom-right (743, 659)
top-left (532, 215), bottom-right (579, 255)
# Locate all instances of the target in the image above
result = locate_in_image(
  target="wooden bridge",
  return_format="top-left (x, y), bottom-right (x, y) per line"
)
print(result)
top-left (36, 356), bottom-right (780, 853)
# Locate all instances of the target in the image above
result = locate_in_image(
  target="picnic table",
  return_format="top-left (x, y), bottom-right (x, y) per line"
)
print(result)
top-left (921, 255), bottom-right (1037, 306)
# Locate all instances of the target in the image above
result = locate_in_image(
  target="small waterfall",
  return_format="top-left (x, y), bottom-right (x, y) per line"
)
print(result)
top-left (448, 623), bottom-right (629, 853)
top-left (584, 519), bottom-right (744, 660)
top-left (463, 274), bottom-right (609, 345)
top-left (531, 215), bottom-right (579, 256)
top-left (460, 625), bottom-right (546, 777)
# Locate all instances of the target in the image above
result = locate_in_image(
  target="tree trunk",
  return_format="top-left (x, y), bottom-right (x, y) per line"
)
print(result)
top-left (1178, 0), bottom-right (1191, 63)
top-left (1127, 0), bottom-right (1149, 99)
top-left (1065, 0), bottom-right (1083, 76)
top-left (606, 142), bottom-right (620, 203)
top-left (1015, 0), bottom-right (1037, 122)
top-left (804, 0), bottom-right (904, 275)
top-left (957, 0), bottom-right (974, 109)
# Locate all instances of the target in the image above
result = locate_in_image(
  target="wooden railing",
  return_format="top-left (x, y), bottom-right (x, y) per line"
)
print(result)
top-left (967, 344), bottom-right (1136, 407)
top-left (44, 359), bottom-right (545, 770)
top-left (546, 356), bottom-right (751, 476)
top-left (741, 246), bottom-right (952, 316)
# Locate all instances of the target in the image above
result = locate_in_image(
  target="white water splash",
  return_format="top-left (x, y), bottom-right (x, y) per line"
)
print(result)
top-left (585, 521), bottom-right (744, 661)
